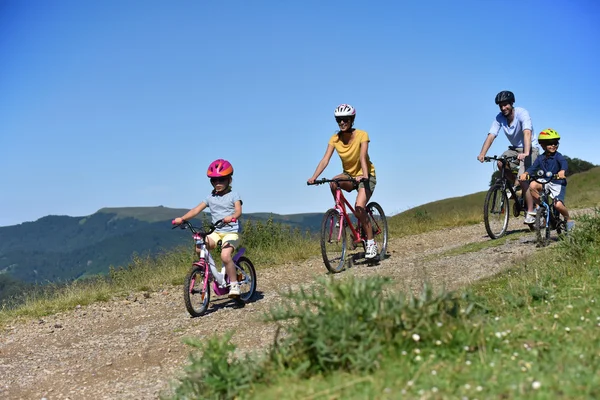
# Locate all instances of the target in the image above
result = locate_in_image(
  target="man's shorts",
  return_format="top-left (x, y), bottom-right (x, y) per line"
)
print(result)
top-left (200, 231), bottom-right (240, 249)
top-left (546, 182), bottom-right (567, 204)
top-left (501, 146), bottom-right (539, 176)
top-left (342, 172), bottom-right (377, 194)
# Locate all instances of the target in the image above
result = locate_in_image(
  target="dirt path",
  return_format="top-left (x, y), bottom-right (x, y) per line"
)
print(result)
top-left (0, 218), bottom-right (561, 399)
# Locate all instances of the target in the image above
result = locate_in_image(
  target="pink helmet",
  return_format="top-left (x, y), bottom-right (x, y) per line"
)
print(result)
top-left (207, 159), bottom-right (233, 178)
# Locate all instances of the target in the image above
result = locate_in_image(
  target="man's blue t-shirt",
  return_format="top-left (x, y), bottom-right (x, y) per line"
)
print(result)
top-left (204, 190), bottom-right (242, 233)
top-left (526, 151), bottom-right (568, 186)
top-left (489, 107), bottom-right (539, 150)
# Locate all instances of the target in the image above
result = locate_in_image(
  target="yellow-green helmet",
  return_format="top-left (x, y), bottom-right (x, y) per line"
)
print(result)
top-left (538, 128), bottom-right (560, 142)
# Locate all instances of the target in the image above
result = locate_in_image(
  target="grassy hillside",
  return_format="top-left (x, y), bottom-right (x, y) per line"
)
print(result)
top-left (388, 166), bottom-right (600, 237)
top-left (0, 208), bottom-right (322, 286)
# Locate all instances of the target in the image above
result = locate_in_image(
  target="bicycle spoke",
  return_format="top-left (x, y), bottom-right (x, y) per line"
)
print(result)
top-left (366, 202), bottom-right (388, 261)
top-left (484, 185), bottom-right (509, 239)
top-left (320, 209), bottom-right (347, 273)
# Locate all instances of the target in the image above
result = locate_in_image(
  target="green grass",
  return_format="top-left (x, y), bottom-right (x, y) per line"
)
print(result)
top-left (171, 210), bottom-right (600, 400)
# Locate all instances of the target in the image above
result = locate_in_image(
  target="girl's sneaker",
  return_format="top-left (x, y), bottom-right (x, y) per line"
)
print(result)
top-left (229, 283), bottom-right (241, 297)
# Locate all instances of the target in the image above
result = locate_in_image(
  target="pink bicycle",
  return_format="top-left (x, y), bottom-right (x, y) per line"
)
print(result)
top-left (172, 219), bottom-right (257, 317)
top-left (308, 178), bottom-right (388, 273)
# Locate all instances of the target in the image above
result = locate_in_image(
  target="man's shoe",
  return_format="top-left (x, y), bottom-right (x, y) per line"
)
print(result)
top-left (523, 213), bottom-right (536, 224)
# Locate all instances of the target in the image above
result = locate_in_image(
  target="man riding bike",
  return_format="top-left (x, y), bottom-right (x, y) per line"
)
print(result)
top-left (477, 90), bottom-right (540, 197)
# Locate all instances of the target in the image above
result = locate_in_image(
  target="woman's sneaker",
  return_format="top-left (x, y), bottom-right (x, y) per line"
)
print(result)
top-left (365, 242), bottom-right (378, 259)
top-left (566, 220), bottom-right (575, 232)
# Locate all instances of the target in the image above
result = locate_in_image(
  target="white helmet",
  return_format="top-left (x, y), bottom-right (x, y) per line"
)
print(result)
top-left (334, 104), bottom-right (356, 117)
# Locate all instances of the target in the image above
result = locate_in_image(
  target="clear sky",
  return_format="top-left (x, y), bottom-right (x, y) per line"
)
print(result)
top-left (1, 0), bottom-right (599, 227)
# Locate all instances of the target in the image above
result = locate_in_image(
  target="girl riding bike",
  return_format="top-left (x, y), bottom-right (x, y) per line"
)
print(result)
top-left (307, 104), bottom-right (379, 259)
top-left (173, 159), bottom-right (244, 297)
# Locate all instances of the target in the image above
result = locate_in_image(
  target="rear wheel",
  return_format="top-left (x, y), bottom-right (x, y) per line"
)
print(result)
top-left (183, 263), bottom-right (210, 317)
top-left (320, 209), bottom-right (348, 273)
top-left (483, 184), bottom-right (509, 239)
top-left (535, 207), bottom-right (550, 246)
top-left (235, 256), bottom-right (257, 303)
top-left (366, 201), bottom-right (388, 261)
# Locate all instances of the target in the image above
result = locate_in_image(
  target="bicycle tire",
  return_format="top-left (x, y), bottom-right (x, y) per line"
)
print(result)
top-left (483, 184), bottom-right (509, 239)
top-left (535, 207), bottom-right (550, 246)
top-left (366, 201), bottom-right (388, 261)
top-left (183, 262), bottom-right (210, 317)
top-left (235, 256), bottom-right (257, 303)
top-left (320, 208), bottom-right (348, 273)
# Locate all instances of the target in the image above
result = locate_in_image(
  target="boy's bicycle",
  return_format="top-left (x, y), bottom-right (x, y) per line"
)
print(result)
top-left (527, 170), bottom-right (568, 247)
top-left (483, 155), bottom-right (528, 239)
top-left (308, 178), bottom-right (388, 273)
top-left (172, 219), bottom-right (257, 317)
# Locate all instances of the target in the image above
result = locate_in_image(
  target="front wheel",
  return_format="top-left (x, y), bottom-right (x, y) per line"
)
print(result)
top-left (320, 208), bottom-right (348, 273)
top-left (235, 256), bottom-right (257, 302)
top-left (366, 201), bottom-right (388, 261)
top-left (535, 207), bottom-right (550, 247)
top-left (183, 263), bottom-right (210, 317)
top-left (483, 184), bottom-right (509, 239)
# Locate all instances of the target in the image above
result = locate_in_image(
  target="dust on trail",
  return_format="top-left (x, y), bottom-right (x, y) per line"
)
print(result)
top-left (0, 217), bottom-right (561, 399)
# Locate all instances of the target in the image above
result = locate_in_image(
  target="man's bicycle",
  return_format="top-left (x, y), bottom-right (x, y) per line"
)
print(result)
top-left (482, 155), bottom-right (528, 239)
top-left (172, 219), bottom-right (257, 317)
top-left (308, 178), bottom-right (388, 273)
top-left (527, 170), bottom-right (568, 247)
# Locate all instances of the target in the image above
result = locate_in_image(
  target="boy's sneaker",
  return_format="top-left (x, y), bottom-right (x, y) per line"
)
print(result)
top-left (229, 283), bottom-right (241, 297)
top-left (365, 242), bottom-right (378, 259)
top-left (523, 213), bottom-right (536, 224)
top-left (566, 220), bottom-right (575, 232)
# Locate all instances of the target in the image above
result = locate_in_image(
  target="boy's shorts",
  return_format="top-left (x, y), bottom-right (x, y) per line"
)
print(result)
top-left (501, 146), bottom-right (539, 176)
top-left (199, 232), bottom-right (240, 249)
top-left (546, 182), bottom-right (567, 204)
top-left (342, 172), bottom-right (377, 194)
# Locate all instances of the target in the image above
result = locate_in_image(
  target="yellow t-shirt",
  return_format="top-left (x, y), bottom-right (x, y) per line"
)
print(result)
top-left (328, 129), bottom-right (376, 177)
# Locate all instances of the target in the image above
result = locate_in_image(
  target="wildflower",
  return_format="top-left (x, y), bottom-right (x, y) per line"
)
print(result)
top-left (412, 333), bottom-right (420, 342)
top-left (554, 314), bottom-right (559, 319)
top-left (431, 370), bottom-right (437, 375)
top-left (565, 327), bottom-right (571, 332)
top-left (466, 360), bottom-right (472, 365)
top-left (532, 381), bottom-right (541, 390)
top-left (432, 387), bottom-right (439, 393)
top-left (435, 340), bottom-right (442, 346)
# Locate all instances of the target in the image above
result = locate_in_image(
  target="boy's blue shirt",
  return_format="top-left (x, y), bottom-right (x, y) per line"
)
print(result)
top-left (526, 150), bottom-right (568, 186)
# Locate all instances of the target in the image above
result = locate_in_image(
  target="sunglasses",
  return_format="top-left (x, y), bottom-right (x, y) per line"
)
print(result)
top-left (335, 117), bottom-right (352, 123)
top-left (210, 177), bottom-right (229, 184)
top-left (541, 140), bottom-right (559, 146)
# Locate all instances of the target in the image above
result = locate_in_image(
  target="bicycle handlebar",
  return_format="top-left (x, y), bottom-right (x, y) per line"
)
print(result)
top-left (483, 155), bottom-right (518, 163)
top-left (307, 177), bottom-right (367, 186)
top-left (525, 171), bottom-right (562, 184)
top-left (171, 218), bottom-right (235, 236)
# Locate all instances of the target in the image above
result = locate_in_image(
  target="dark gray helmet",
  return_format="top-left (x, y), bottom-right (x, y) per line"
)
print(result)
top-left (495, 90), bottom-right (515, 104)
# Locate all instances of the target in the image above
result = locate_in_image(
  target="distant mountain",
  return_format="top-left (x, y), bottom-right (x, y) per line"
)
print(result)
top-left (0, 206), bottom-right (323, 284)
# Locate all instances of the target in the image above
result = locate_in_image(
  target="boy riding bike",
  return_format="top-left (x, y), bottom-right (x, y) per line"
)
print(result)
top-left (173, 159), bottom-right (243, 297)
top-left (477, 90), bottom-right (540, 197)
top-left (519, 129), bottom-right (575, 230)
top-left (307, 104), bottom-right (379, 259)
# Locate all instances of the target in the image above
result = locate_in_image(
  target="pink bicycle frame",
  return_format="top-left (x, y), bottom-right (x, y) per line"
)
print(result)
top-left (333, 188), bottom-right (365, 244)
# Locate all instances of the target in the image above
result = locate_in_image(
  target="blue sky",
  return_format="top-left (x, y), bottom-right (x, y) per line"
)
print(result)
top-left (1, 0), bottom-right (599, 227)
